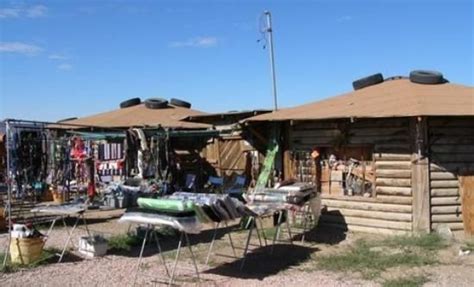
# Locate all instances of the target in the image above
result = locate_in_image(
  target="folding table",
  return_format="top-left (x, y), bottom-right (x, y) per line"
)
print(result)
top-left (31, 204), bottom-right (90, 263)
top-left (119, 211), bottom-right (201, 286)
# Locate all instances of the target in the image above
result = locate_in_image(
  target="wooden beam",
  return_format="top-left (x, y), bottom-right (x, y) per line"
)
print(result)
top-left (376, 169), bottom-right (411, 178)
top-left (431, 214), bottom-right (463, 223)
top-left (321, 199), bottom-right (412, 213)
top-left (431, 188), bottom-right (459, 197)
top-left (411, 117), bottom-right (431, 233)
top-left (431, 196), bottom-right (461, 206)
top-left (319, 222), bottom-right (411, 235)
top-left (321, 214), bottom-right (412, 230)
top-left (376, 186), bottom-right (412, 196)
top-left (376, 178), bottom-right (411, 187)
top-left (324, 207), bottom-right (412, 221)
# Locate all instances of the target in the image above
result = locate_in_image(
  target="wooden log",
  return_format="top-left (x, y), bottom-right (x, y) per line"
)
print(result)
top-left (375, 161), bottom-right (412, 170)
top-left (431, 145), bottom-right (474, 154)
top-left (429, 118), bottom-right (474, 127)
top-left (350, 127), bottom-right (407, 137)
top-left (431, 153), bottom-right (474, 163)
top-left (431, 188), bottom-right (459, 197)
top-left (431, 214), bottom-right (463, 223)
top-left (431, 196), bottom-right (461, 206)
top-left (319, 222), bottom-right (410, 235)
top-left (322, 194), bottom-right (412, 205)
top-left (292, 129), bottom-right (340, 138)
top-left (376, 186), bottom-right (412, 196)
top-left (375, 143), bottom-right (411, 151)
top-left (321, 214), bottom-right (412, 230)
top-left (431, 205), bottom-right (462, 214)
top-left (430, 180), bottom-right (459, 188)
top-left (431, 222), bottom-right (465, 231)
top-left (429, 137), bottom-right (474, 145)
top-left (350, 136), bottom-right (408, 145)
top-left (376, 169), bottom-right (411, 178)
top-left (376, 178), bottom-right (411, 187)
top-left (324, 207), bottom-right (412, 221)
top-left (321, 199), bottom-right (412, 213)
top-left (376, 195), bottom-right (413, 204)
top-left (351, 118), bottom-right (408, 128)
top-left (430, 127), bottom-right (474, 136)
top-left (373, 153), bottom-right (412, 161)
top-left (430, 171), bottom-right (457, 180)
top-left (430, 163), bottom-right (474, 173)
top-left (292, 122), bottom-right (340, 130)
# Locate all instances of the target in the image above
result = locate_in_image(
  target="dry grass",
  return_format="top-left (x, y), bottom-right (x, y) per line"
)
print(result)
top-left (313, 234), bottom-right (446, 279)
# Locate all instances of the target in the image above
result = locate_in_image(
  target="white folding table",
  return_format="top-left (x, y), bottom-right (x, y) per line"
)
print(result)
top-left (119, 212), bottom-right (201, 286)
top-left (31, 204), bottom-right (90, 263)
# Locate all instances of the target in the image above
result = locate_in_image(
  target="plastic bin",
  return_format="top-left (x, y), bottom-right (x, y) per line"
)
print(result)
top-left (79, 236), bottom-right (108, 258)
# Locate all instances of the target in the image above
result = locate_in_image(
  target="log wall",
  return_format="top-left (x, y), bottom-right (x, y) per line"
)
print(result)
top-left (428, 117), bottom-right (474, 232)
top-left (288, 118), bottom-right (414, 234)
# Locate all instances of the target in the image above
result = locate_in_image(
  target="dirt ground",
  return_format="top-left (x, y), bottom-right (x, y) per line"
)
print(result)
top-left (0, 209), bottom-right (473, 287)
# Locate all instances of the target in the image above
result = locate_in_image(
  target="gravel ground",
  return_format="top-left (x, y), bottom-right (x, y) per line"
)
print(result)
top-left (0, 209), bottom-right (473, 287)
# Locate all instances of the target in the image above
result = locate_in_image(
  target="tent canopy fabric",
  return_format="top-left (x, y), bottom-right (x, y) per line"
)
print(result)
top-left (245, 79), bottom-right (474, 122)
top-left (58, 104), bottom-right (210, 129)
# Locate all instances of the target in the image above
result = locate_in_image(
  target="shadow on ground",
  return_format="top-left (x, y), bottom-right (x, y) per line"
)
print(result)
top-left (204, 244), bottom-right (318, 280)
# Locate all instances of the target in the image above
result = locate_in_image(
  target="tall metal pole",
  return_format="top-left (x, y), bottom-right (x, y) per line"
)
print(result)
top-left (2, 120), bottom-right (12, 267)
top-left (264, 11), bottom-right (278, 111)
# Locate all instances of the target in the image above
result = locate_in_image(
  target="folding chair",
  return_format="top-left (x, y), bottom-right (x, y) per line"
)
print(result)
top-left (182, 174), bottom-right (197, 192)
top-left (226, 175), bottom-right (246, 195)
top-left (207, 176), bottom-right (224, 193)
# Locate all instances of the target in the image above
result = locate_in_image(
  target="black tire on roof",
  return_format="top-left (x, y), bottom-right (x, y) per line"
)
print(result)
top-left (57, 117), bottom-right (78, 123)
top-left (352, 73), bottom-right (384, 90)
top-left (169, 98), bottom-right (191, 109)
top-left (144, 98), bottom-right (168, 109)
top-left (120, 98), bottom-right (141, 108)
top-left (409, 70), bottom-right (444, 84)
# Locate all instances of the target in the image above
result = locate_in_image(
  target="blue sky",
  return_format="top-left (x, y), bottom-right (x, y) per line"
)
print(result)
top-left (0, 0), bottom-right (473, 121)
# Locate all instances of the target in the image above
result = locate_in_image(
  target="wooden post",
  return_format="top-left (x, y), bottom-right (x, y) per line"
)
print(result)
top-left (411, 117), bottom-right (431, 233)
top-left (216, 138), bottom-right (222, 177)
top-left (283, 123), bottom-right (292, 180)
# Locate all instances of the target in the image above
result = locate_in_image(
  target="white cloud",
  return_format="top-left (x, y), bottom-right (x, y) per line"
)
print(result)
top-left (0, 5), bottom-right (47, 19)
top-left (0, 42), bottom-right (42, 55)
top-left (57, 63), bottom-right (72, 71)
top-left (0, 8), bottom-right (20, 18)
top-left (26, 5), bottom-right (47, 18)
top-left (169, 36), bottom-right (218, 48)
top-left (49, 54), bottom-right (69, 60)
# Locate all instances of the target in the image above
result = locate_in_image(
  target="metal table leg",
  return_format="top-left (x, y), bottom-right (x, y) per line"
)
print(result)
top-left (257, 217), bottom-right (268, 246)
top-left (285, 211), bottom-right (293, 245)
top-left (271, 212), bottom-right (284, 254)
top-left (205, 222), bottom-right (220, 265)
top-left (184, 232), bottom-right (200, 282)
top-left (58, 216), bottom-right (80, 263)
top-left (169, 232), bottom-right (184, 286)
top-left (152, 229), bottom-right (170, 278)
top-left (224, 221), bottom-right (237, 257)
top-left (240, 217), bottom-right (255, 270)
top-left (45, 217), bottom-right (58, 238)
top-left (132, 227), bottom-right (150, 286)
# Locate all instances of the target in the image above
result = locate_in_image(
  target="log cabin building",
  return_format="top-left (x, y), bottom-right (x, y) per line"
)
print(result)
top-left (245, 76), bottom-right (474, 235)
